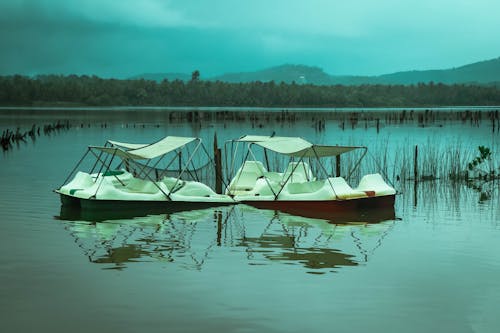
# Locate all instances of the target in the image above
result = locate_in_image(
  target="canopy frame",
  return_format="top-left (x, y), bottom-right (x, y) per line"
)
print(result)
top-left (224, 135), bottom-right (368, 200)
top-left (58, 136), bottom-right (223, 200)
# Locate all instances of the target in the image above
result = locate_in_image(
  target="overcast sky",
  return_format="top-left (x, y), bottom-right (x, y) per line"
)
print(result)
top-left (1, 0), bottom-right (499, 78)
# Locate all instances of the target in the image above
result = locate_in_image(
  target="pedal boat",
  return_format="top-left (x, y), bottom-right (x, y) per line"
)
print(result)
top-left (55, 136), bottom-right (235, 211)
top-left (225, 135), bottom-right (396, 220)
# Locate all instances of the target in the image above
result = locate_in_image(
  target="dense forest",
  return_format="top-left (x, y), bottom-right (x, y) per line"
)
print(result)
top-left (1, 74), bottom-right (500, 107)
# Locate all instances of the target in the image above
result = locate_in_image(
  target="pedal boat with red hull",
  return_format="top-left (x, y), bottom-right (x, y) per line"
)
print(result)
top-left (225, 135), bottom-right (396, 219)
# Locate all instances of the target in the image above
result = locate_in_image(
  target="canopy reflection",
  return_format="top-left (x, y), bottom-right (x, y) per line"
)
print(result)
top-left (56, 204), bottom-right (397, 273)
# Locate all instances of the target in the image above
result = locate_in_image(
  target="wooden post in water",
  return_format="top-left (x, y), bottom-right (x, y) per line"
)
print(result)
top-left (216, 210), bottom-right (222, 246)
top-left (413, 145), bottom-right (418, 207)
top-left (414, 145), bottom-right (418, 182)
top-left (214, 132), bottom-right (222, 194)
top-left (336, 155), bottom-right (341, 177)
top-left (413, 179), bottom-right (418, 208)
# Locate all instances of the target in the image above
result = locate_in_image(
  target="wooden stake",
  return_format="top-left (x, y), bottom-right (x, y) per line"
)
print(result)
top-left (336, 155), bottom-right (341, 177)
top-left (214, 132), bottom-right (222, 194)
top-left (414, 145), bottom-right (418, 181)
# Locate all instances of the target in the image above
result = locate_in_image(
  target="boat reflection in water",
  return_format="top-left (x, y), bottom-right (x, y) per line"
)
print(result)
top-left (57, 205), bottom-right (233, 270)
top-left (57, 204), bottom-right (397, 273)
top-left (237, 205), bottom-right (396, 273)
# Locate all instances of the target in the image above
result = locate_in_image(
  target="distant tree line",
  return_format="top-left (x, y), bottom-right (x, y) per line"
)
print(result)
top-left (1, 74), bottom-right (500, 107)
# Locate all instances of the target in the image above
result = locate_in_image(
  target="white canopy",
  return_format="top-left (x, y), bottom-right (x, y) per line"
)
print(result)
top-left (92, 136), bottom-right (198, 160)
top-left (128, 136), bottom-right (197, 159)
top-left (108, 140), bottom-right (148, 150)
top-left (236, 135), bottom-right (364, 157)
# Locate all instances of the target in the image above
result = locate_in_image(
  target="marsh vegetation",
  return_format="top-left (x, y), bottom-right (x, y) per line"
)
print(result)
top-left (2, 108), bottom-right (498, 194)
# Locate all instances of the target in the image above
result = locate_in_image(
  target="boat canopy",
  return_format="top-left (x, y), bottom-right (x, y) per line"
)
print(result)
top-left (108, 140), bottom-right (149, 150)
top-left (235, 135), bottom-right (364, 158)
top-left (91, 136), bottom-right (198, 160)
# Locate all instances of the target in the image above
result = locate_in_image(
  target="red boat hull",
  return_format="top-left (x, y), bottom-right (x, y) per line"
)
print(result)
top-left (241, 194), bottom-right (396, 223)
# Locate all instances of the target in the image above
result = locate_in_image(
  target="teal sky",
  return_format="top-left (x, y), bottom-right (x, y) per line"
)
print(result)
top-left (1, 0), bottom-right (500, 78)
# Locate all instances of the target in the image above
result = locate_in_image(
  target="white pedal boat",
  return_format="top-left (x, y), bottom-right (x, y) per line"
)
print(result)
top-left (55, 136), bottom-right (235, 211)
top-left (225, 135), bottom-right (396, 220)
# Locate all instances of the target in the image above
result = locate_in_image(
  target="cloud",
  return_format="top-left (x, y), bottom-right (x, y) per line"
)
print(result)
top-left (174, 0), bottom-right (367, 38)
top-left (1, 0), bottom-right (200, 28)
top-left (75, 0), bottom-right (199, 28)
top-left (1, 0), bottom-right (500, 77)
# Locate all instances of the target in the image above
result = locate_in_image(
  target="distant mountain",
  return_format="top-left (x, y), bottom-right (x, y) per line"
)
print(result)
top-left (211, 64), bottom-right (334, 84)
top-left (130, 72), bottom-right (191, 82)
top-left (131, 57), bottom-right (500, 85)
top-left (372, 57), bottom-right (500, 85)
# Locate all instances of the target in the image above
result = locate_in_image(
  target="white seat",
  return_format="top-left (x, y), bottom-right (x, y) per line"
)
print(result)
top-left (278, 180), bottom-right (334, 200)
top-left (286, 180), bottom-right (326, 194)
top-left (173, 181), bottom-right (216, 197)
top-left (356, 173), bottom-right (396, 196)
top-left (239, 161), bottom-right (267, 176)
top-left (227, 171), bottom-right (260, 192)
top-left (59, 171), bottom-right (95, 195)
top-left (123, 178), bottom-right (160, 194)
top-left (161, 176), bottom-right (184, 192)
top-left (227, 161), bottom-right (267, 195)
top-left (251, 178), bottom-right (281, 196)
top-left (263, 171), bottom-right (283, 182)
top-left (282, 161), bottom-right (314, 183)
top-left (328, 177), bottom-right (368, 200)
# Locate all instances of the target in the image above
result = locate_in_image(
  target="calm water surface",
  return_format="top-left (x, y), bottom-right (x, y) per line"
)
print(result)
top-left (1, 109), bottom-right (499, 333)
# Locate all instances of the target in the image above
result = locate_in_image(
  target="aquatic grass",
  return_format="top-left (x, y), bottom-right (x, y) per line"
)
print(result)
top-left (340, 136), bottom-right (499, 187)
top-left (1, 121), bottom-right (71, 151)
top-left (3, 107), bottom-right (498, 186)
top-left (444, 141), bottom-right (472, 181)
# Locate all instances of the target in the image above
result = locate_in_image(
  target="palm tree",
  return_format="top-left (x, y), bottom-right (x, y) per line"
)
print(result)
top-left (191, 70), bottom-right (200, 82)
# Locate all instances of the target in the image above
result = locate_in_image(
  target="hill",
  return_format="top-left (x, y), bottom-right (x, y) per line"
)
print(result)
top-left (211, 64), bottom-right (334, 84)
top-left (130, 57), bottom-right (500, 85)
top-left (130, 72), bottom-right (191, 82)
top-left (373, 57), bottom-right (500, 85)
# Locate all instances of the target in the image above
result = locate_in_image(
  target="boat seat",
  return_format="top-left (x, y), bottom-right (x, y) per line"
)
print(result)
top-left (226, 161), bottom-right (268, 195)
top-left (251, 178), bottom-right (281, 196)
top-left (161, 176), bottom-right (185, 192)
top-left (59, 171), bottom-right (95, 195)
top-left (238, 161), bottom-right (267, 176)
top-left (328, 177), bottom-right (368, 200)
top-left (278, 180), bottom-right (334, 200)
top-left (228, 171), bottom-right (260, 192)
top-left (68, 175), bottom-right (170, 201)
top-left (282, 161), bottom-right (314, 183)
top-left (173, 181), bottom-right (217, 197)
top-left (356, 173), bottom-right (396, 196)
top-left (282, 173), bottom-right (307, 184)
top-left (123, 178), bottom-right (160, 194)
top-left (286, 180), bottom-right (326, 194)
top-left (92, 169), bottom-right (134, 186)
top-left (263, 171), bottom-right (283, 182)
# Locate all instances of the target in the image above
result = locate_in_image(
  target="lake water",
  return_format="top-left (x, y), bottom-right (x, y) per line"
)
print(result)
top-left (1, 108), bottom-right (499, 333)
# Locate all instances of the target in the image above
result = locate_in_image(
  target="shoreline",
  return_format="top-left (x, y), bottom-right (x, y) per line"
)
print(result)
top-left (1, 105), bottom-right (499, 113)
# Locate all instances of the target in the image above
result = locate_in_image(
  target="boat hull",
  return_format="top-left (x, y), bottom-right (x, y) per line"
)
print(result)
top-left (59, 192), bottom-right (234, 212)
top-left (241, 194), bottom-right (396, 222)
top-left (58, 193), bottom-right (395, 223)
top-left (60, 192), bottom-right (82, 207)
